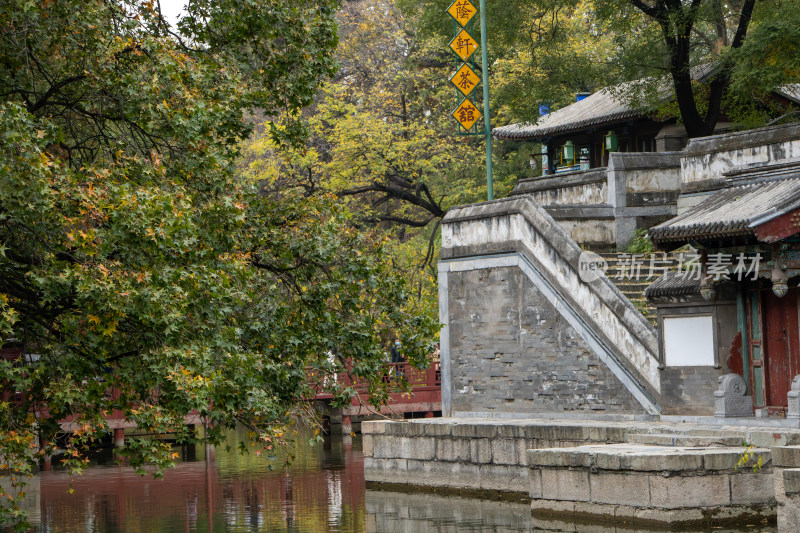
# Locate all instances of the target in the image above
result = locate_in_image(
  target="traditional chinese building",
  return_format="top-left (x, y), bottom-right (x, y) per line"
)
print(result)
top-left (649, 141), bottom-right (800, 417)
top-left (493, 80), bottom-right (800, 175)
top-left (492, 84), bottom-right (800, 251)
top-left (433, 120), bottom-right (800, 422)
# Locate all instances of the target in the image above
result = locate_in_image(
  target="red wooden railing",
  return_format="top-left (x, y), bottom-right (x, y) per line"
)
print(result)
top-left (309, 361), bottom-right (441, 400)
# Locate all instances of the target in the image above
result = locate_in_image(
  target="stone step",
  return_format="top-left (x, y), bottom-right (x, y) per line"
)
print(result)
top-left (628, 433), bottom-right (745, 447)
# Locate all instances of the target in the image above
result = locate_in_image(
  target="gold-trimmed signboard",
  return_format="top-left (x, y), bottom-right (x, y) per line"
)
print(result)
top-left (449, 29), bottom-right (478, 62)
top-left (449, 63), bottom-right (481, 97)
top-left (452, 99), bottom-right (482, 131)
top-left (447, 0), bottom-right (477, 27)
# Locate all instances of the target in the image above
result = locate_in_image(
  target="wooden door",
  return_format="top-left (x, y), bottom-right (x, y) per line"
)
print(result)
top-left (747, 289), bottom-right (766, 408)
top-left (762, 287), bottom-right (800, 409)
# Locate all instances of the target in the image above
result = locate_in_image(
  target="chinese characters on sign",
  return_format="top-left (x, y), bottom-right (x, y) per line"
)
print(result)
top-left (452, 99), bottom-right (482, 130)
top-left (447, 0), bottom-right (481, 133)
top-left (449, 29), bottom-right (478, 62)
top-left (450, 63), bottom-right (480, 97)
top-left (447, 0), bottom-right (477, 27)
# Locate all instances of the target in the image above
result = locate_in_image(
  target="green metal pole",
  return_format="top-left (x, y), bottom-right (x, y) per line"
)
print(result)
top-left (479, 0), bottom-right (493, 201)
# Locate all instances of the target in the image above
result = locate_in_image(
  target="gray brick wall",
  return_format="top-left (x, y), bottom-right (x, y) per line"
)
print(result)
top-left (660, 367), bottom-right (719, 415)
top-left (448, 266), bottom-right (644, 414)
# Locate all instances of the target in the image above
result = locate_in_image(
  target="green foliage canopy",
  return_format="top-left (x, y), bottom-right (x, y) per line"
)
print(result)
top-left (0, 0), bottom-right (437, 527)
top-left (400, 0), bottom-right (799, 137)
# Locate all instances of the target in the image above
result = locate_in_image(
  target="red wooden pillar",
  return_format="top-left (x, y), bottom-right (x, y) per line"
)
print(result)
top-left (114, 428), bottom-right (125, 448)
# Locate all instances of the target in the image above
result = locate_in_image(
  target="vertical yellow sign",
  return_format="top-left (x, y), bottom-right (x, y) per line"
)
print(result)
top-left (452, 100), bottom-right (482, 131)
top-left (447, 0), bottom-right (477, 27)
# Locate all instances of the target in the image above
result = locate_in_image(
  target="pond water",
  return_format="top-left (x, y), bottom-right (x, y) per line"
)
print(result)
top-left (15, 428), bottom-right (775, 533)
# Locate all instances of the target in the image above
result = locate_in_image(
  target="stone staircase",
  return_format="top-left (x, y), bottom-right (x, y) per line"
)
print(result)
top-left (596, 252), bottom-right (680, 325)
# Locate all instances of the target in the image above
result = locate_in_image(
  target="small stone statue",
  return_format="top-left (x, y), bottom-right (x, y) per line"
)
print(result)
top-left (787, 375), bottom-right (800, 421)
top-left (714, 373), bottom-right (753, 418)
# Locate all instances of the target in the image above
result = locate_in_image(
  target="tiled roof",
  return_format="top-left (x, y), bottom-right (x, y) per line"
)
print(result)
top-left (776, 84), bottom-right (800, 104)
top-left (492, 72), bottom-right (798, 142)
top-left (644, 271), bottom-right (700, 299)
top-left (649, 175), bottom-right (800, 244)
top-left (492, 86), bottom-right (641, 141)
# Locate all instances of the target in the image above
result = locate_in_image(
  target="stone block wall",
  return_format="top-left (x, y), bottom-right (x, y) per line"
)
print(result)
top-left (528, 443), bottom-right (775, 525)
top-left (447, 266), bottom-right (644, 415)
top-left (772, 445), bottom-right (800, 531)
top-left (509, 153), bottom-right (682, 249)
top-left (362, 420), bottom-right (630, 495)
top-left (440, 198), bottom-right (662, 417)
top-left (681, 123), bottom-right (800, 192)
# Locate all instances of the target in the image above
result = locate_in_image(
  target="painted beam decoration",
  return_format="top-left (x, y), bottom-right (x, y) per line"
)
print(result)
top-left (447, 0), bottom-right (482, 134)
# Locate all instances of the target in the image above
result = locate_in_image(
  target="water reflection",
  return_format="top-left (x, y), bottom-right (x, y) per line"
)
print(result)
top-left (17, 429), bottom-right (776, 533)
top-left (364, 490), bottom-right (775, 533)
top-left (29, 429), bottom-right (365, 532)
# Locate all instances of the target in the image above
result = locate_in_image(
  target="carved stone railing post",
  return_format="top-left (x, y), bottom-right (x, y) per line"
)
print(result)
top-left (787, 376), bottom-right (800, 423)
top-left (714, 373), bottom-right (753, 417)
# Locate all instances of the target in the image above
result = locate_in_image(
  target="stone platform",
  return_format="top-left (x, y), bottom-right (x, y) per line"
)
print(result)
top-left (363, 416), bottom-right (800, 527)
top-left (529, 443), bottom-right (773, 525)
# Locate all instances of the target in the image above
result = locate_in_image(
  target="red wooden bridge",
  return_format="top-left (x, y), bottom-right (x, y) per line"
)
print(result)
top-left (311, 361), bottom-right (442, 431)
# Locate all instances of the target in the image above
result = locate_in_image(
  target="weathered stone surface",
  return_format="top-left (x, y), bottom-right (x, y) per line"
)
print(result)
top-left (649, 474), bottom-right (731, 509)
top-left (540, 468), bottom-right (591, 502)
top-left (372, 435), bottom-right (396, 459)
top-left (479, 464), bottom-right (528, 492)
top-left (452, 423), bottom-right (498, 439)
top-left (772, 446), bottom-right (800, 467)
top-left (399, 436), bottom-right (435, 461)
top-left (422, 422), bottom-right (453, 436)
top-left (627, 433), bottom-right (743, 447)
top-left (435, 438), bottom-right (470, 462)
top-left (529, 467), bottom-right (543, 499)
top-left (785, 468), bottom-right (800, 495)
top-left (730, 473), bottom-right (775, 505)
top-left (528, 449), bottom-right (593, 468)
top-left (781, 494), bottom-right (800, 533)
top-left (703, 448), bottom-right (770, 471)
top-left (445, 264), bottom-right (650, 416)
top-left (470, 438), bottom-right (492, 464)
top-left (621, 450), bottom-right (703, 472)
top-left (364, 457), bottom-right (408, 484)
top-left (491, 438), bottom-right (520, 465)
top-left (590, 472), bottom-right (650, 506)
top-left (361, 420), bottom-right (388, 435)
top-left (362, 434), bottom-right (374, 458)
top-left (714, 373), bottom-right (754, 418)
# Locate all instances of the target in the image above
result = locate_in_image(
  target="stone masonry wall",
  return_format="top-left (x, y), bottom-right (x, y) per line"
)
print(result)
top-left (448, 266), bottom-right (644, 415)
top-left (362, 420), bottom-right (630, 494)
top-left (681, 123), bottom-right (800, 192)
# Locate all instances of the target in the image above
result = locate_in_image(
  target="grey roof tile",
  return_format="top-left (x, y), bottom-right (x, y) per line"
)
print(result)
top-left (649, 175), bottom-right (800, 244)
top-left (492, 86), bottom-right (639, 141)
top-left (644, 271), bottom-right (701, 299)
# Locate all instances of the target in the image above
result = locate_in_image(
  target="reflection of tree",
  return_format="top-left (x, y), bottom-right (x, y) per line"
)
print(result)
top-left (35, 429), bottom-right (369, 532)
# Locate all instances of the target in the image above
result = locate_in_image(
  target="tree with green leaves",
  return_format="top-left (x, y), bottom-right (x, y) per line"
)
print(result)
top-left (0, 0), bottom-right (437, 528)
top-left (240, 0), bottom-right (528, 286)
top-left (401, 0), bottom-right (799, 137)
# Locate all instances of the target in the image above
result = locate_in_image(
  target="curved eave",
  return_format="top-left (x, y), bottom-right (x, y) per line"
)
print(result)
top-left (492, 110), bottom-right (642, 141)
